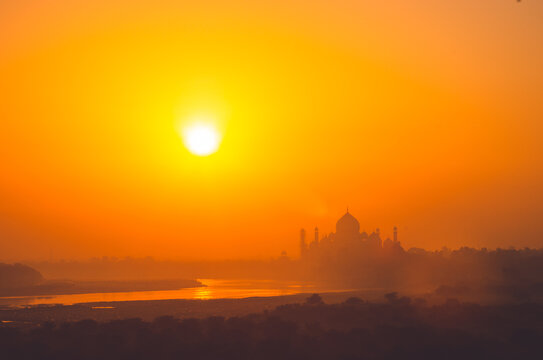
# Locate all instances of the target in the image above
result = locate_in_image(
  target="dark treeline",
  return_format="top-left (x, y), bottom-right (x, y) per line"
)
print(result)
top-left (17, 247), bottom-right (543, 303)
top-left (2, 294), bottom-right (543, 360)
top-left (300, 247), bottom-right (543, 300)
top-left (0, 263), bottom-right (43, 288)
top-left (3, 247), bottom-right (543, 303)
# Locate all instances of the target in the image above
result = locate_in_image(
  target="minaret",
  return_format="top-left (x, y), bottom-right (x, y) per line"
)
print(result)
top-left (314, 227), bottom-right (319, 243)
top-left (300, 228), bottom-right (307, 257)
top-left (393, 226), bottom-right (398, 242)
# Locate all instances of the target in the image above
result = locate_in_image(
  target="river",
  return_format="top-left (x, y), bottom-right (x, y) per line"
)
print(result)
top-left (0, 279), bottom-right (334, 307)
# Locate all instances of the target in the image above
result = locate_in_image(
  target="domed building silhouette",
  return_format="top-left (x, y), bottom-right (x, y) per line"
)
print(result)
top-left (299, 209), bottom-right (398, 260)
top-left (335, 210), bottom-right (360, 239)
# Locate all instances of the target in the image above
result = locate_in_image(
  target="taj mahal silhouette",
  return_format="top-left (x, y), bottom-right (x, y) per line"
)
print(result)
top-left (299, 210), bottom-right (402, 260)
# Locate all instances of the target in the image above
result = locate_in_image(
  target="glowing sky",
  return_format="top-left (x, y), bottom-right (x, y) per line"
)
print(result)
top-left (1, 0), bottom-right (542, 260)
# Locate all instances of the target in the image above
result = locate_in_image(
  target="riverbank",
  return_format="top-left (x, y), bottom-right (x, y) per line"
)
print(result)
top-left (0, 291), bottom-right (365, 325)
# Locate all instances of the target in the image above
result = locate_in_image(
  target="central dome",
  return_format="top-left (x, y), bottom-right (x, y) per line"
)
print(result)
top-left (336, 210), bottom-right (360, 237)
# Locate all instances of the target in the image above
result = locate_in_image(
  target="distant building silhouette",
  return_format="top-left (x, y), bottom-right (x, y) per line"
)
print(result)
top-left (299, 228), bottom-right (307, 257)
top-left (300, 210), bottom-right (401, 260)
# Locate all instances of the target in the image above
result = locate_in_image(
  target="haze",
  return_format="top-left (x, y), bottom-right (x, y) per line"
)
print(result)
top-left (1, 0), bottom-right (542, 261)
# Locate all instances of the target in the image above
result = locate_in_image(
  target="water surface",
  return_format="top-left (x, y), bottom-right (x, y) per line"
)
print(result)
top-left (0, 279), bottom-right (326, 307)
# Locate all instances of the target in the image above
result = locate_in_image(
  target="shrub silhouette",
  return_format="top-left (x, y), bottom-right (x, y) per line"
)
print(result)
top-left (2, 294), bottom-right (543, 360)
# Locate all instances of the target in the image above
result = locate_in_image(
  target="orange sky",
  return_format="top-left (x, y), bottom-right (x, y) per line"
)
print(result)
top-left (1, 0), bottom-right (543, 260)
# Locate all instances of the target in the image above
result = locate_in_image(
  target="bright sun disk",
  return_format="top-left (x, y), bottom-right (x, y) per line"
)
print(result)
top-left (182, 123), bottom-right (221, 156)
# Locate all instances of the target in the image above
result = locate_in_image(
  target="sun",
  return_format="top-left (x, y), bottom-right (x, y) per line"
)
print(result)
top-left (181, 122), bottom-right (222, 156)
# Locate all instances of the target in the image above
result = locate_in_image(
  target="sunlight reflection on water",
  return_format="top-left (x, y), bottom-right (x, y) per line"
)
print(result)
top-left (0, 279), bottom-right (323, 307)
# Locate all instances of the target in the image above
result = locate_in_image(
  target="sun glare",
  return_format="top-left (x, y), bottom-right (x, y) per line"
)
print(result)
top-left (181, 122), bottom-right (221, 156)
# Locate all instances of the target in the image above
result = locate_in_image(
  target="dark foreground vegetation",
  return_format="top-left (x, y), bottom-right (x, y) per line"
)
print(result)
top-left (2, 294), bottom-right (542, 360)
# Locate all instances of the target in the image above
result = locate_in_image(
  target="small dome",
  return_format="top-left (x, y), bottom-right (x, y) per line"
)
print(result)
top-left (336, 210), bottom-right (360, 236)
